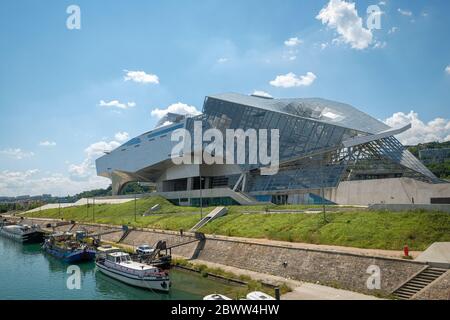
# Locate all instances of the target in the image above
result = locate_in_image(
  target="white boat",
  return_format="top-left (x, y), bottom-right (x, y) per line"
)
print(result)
top-left (0, 224), bottom-right (44, 244)
top-left (246, 291), bottom-right (275, 300)
top-left (203, 294), bottom-right (232, 300)
top-left (95, 248), bottom-right (170, 292)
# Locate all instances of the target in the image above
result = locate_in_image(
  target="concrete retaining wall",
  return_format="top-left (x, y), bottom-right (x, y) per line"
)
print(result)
top-left (196, 236), bottom-right (425, 295)
top-left (412, 270), bottom-right (450, 300)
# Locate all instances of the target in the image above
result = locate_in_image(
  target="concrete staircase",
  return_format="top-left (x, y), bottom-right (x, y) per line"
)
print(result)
top-left (235, 192), bottom-right (262, 205)
top-left (118, 228), bottom-right (132, 243)
top-left (393, 267), bottom-right (447, 300)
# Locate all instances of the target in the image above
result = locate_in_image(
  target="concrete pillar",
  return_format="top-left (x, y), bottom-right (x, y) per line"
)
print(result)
top-left (187, 177), bottom-right (194, 191)
top-left (111, 171), bottom-right (133, 195)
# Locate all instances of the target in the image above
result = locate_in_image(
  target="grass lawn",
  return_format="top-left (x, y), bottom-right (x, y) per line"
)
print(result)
top-left (24, 196), bottom-right (450, 250)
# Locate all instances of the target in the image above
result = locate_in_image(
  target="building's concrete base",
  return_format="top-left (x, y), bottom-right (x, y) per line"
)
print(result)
top-left (330, 177), bottom-right (450, 205)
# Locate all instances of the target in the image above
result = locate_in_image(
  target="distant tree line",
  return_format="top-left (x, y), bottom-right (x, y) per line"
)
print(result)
top-left (0, 182), bottom-right (153, 214)
top-left (407, 140), bottom-right (450, 179)
top-left (407, 140), bottom-right (450, 158)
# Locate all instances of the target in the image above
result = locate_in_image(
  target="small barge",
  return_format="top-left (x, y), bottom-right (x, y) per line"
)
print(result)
top-left (203, 294), bottom-right (232, 300)
top-left (42, 232), bottom-right (96, 263)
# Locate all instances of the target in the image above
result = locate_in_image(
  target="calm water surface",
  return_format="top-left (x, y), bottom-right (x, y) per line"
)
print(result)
top-left (0, 237), bottom-right (241, 300)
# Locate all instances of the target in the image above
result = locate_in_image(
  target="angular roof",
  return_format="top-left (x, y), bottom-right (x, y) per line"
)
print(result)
top-left (207, 92), bottom-right (390, 134)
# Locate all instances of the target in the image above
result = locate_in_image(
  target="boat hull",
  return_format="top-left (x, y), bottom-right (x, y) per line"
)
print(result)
top-left (44, 246), bottom-right (96, 263)
top-left (96, 261), bottom-right (170, 292)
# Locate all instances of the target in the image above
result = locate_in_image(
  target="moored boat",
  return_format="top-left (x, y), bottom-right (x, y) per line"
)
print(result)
top-left (246, 291), bottom-right (275, 300)
top-left (0, 224), bottom-right (44, 244)
top-left (42, 232), bottom-right (96, 263)
top-left (203, 294), bottom-right (232, 300)
top-left (95, 246), bottom-right (170, 292)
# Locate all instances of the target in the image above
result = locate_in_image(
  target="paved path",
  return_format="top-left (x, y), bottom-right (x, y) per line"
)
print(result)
top-left (281, 283), bottom-right (381, 300)
top-left (188, 259), bottom-right (381, 300)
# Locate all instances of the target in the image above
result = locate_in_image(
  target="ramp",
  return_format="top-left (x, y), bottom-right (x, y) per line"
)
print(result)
top-left (190, 207), bottom-right (228, 232)
top-left (415, 242), bottom-right (450, 268)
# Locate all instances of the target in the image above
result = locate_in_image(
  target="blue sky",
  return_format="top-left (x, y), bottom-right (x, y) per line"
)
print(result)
top-left (0, 0), bottom-right (449, 196)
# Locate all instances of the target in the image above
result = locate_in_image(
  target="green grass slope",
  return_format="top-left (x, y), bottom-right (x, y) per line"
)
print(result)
top-left (26, 196), bottom-right (202, 230)
top-left (201, 210), bottom-right (450, 250)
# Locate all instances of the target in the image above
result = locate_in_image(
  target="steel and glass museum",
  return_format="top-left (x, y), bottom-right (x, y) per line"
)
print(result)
top-left (96, 93), bottom-right (448, 206)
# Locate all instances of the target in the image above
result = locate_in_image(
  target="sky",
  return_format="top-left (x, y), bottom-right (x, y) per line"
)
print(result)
top-left (0, 0), bottom-right (449, 197)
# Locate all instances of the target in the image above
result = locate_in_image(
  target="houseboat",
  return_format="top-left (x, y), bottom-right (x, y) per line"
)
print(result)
top-left (0, 224), bottom-right (44, 244)
top-left (95, 246), bottom-right (170, 292)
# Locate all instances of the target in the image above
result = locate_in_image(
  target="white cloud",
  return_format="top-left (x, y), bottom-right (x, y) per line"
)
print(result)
top-left (398, 8), bottom-right (412, 16)
top-left (123, 70), bottom-right (159, 84)
top-left (282, 49), bottom-right (298, 61)
top-left (217, 57), bottom-right (229, 63)
top-left (0, 133), bottom-right (130, 196)
top-left (99, 100), bottom-right (136, 109)
top-left (445, 65), bottom-right (450, 75)
top-left (384, 111), bottom-right (450, 145)
top-left (150, 102), bottom-right (201, 119)
top-left (68, 159), bottom-right (93, 179)
top-left (69, 132), bottom-right (129, 180)
top-left (284, 37), bottom-right (303, 47)
top-left (378, 1), bottom-right (386, 5)
top-left (39, 141), bottom-right (56, 147)
top-left (114, 132), bottom-right (129, 142)
top-left (388, 27), bottom-right (398, 34)
top-left (84, 141), bottom-right (121, 159)
top-left (0, 148), bottom-right (34, 160)
top-left (373, 41), bottom-right (387, 49)
top-left (156, 121), bottom-right (174, 129)
top-left (252, 90), bottom-right (273, 98)
top-left (316, 0), bottom-right (373, 50)
top-left (0, 169), bottom-right (108, 197)
top-left (269, 72), bottom-right (317, 88)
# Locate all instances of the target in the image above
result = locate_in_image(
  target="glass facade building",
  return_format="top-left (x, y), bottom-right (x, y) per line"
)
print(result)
top-left (190, 93), bottom-right (438, 203)
top-left (96, 92), bottom-right (440, 205)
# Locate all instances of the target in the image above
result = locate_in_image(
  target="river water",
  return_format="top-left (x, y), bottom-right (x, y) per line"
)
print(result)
top-left (0, 237), bottom-right (242, 300)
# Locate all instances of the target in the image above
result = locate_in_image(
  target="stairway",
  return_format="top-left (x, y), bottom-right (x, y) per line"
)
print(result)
top-left (190, 207), bottom-right (228, 232)
top-left (393, 267), bottom-right (447, 300)
top-left (118, 228), bottom-right (132, 243)
top-left (236, 192), bottom-right (261, 205)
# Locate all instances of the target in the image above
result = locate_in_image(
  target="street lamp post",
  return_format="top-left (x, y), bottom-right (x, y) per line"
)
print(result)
top-left (134, 194), bottom-right (137, 222)
top-left (321, 156), bottom-right (327, 222)
top-left (199, 174), bottom-right (203, 220)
